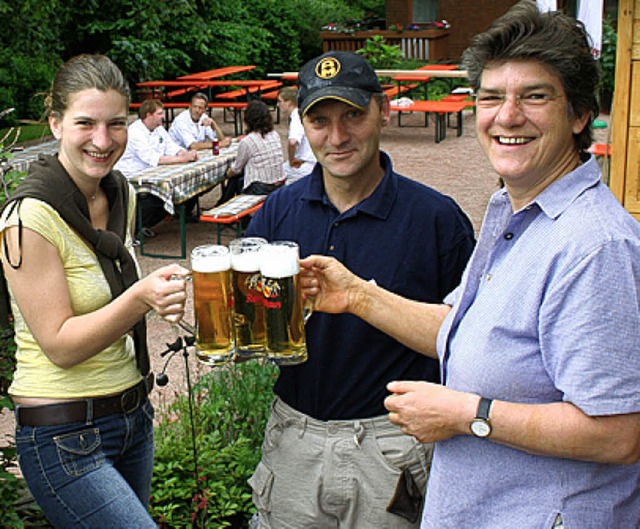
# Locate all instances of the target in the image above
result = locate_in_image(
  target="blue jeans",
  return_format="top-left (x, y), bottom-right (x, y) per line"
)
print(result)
top-left (15, 400), bottom-right (157, 528)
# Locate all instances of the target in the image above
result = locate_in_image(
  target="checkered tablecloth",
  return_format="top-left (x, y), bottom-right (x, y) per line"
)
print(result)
top-left (9, 140), bottom-right (59, 173)
top-left (126, 150), bottom-right (236, 215)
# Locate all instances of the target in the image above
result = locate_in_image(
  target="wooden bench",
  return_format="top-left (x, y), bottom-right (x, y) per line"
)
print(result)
top-left (199, 194), bottom-right (267, 243)
top-left (215, 81), bottom-right (282, 100)
top-left (384, 83), bottom-right (419, 99)
top-left (589, 143), bottom-right (613, 157)
top-left (389, 100), bottom-right (471, 143)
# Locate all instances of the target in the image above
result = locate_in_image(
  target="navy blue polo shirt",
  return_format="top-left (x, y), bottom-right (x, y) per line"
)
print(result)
top-left (247, 152), bottom-right (475, 420)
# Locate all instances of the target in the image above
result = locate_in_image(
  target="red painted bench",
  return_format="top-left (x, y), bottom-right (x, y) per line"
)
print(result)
top-left (199, 194), bottom-right (267, 243)
top-left (384, 83), bottom-right (419, 99)
top-left (389, 100), bottom-right (471, 143)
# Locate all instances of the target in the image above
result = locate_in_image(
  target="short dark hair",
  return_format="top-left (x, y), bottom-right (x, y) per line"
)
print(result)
top-left (278, 86), bottom-right (298, 104)
top-left (462, 0), bottom-right (599, 152)
top-left (244, 100), bottom-right (274, 136)
top-left (191, 92), bottom-right (209, 105)
top-left (139, 99), bottom-right (163, 120)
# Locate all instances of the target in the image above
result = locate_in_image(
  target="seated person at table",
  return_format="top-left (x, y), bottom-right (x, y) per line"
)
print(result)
top-left (168, 92), bottom-right (232, 151)
top-left (219, 100), bottom-right (285, 202)
top-left (277, 87), bottom-right (316, 185)
top-left (115, 99), bottom-right (198, 233)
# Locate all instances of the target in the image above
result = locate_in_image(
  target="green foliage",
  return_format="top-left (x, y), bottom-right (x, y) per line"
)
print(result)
top-left (151, 361), bottom-right (277, 527)
top-left (356, 36), bottom-right (404, 69)
top-left (0, 0), bottom-right (378, 120)
top-left (599, 16), bottom-right (617, 108)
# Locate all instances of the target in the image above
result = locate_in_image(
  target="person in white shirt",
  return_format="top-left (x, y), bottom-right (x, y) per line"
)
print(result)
top-left (115, 99), bottom-right (197, 232)
top-left (277, 87), bottom-right (316, 185)
top-left (168, 93), bottom-right (232, 151)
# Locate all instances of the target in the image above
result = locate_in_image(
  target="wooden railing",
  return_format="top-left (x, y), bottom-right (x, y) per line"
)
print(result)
top-left (320, 29), bottom-right (450, 62)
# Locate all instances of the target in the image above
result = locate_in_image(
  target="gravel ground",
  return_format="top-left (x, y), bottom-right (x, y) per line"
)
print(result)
top-left (0, 106), bottom-right (610, 443)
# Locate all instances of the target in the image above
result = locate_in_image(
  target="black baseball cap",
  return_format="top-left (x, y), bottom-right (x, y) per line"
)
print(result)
top-left (298, 51), bottom-right (382, 116)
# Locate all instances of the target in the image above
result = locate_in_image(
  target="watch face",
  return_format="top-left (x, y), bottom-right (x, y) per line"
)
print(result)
top-left (470, 419), bottom-right (491, 438)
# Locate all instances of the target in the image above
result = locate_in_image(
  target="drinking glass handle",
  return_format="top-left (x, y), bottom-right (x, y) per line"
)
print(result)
top-left (303, 299), bottom-right (313, 325)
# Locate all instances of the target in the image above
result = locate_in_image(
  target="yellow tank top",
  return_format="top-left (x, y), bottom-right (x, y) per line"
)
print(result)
top-left (0, 193), bottom-right (142, 398)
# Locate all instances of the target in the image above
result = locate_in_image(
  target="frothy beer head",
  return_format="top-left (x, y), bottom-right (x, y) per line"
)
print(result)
top-left (260, 241), bottom-right (300, 279)
top-left (230, 237), bottom-right (267, 273)
top-left (191, 245), bottom-right (231, 272)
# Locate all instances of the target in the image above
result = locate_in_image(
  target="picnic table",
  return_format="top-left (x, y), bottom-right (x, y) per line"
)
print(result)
top-left (272, 67), bottom-right (468, 82)
top-left (126, 147), bottom-right (237, 258)
top-left (389, 99), bottom-right (471, 143)
top-left (138, 66), bottom-right (256, 99)
top-left (176, 65), bottom-right (256, 81)
top-left (136, 79), bottom-right (279, 101)
top-left (8, 139), bottom-right (58, 173)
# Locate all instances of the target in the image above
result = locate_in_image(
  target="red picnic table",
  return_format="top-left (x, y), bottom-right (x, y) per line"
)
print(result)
top-left (392, 64), bottom-right (460, 100)
top-left (176, 65), bottom-right (256, 81)
top-left (138, 66), bottom-right (258, 98)
top-left (389, 99), bottom-right (471, 143)
top-left (136, 79), bottom-right (281, 99)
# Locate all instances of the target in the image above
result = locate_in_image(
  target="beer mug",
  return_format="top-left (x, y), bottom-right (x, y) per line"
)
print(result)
top-left (191, 244), bottom-right (236, 366)
top-left (259, 241), bottom-right (308, 365)
top-left (230, 237), bottom-right (268, 360)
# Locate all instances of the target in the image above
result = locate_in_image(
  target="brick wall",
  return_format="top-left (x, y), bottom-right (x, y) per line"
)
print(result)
top-left (441, 0), bottom-right (517, 60)
top-left (385, 0), bottom-right (518, 62)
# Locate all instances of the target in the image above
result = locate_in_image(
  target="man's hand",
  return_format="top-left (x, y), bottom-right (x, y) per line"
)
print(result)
top-left (299, 255), bottom-right (362, 314)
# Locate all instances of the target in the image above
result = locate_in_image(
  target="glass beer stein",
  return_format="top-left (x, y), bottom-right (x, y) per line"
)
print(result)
top-left (230, 237), bottom-right (268, 360)
top-left (191, 244), bottom-right (236, 366)
top-left (259, 241), bottom-right (308, 366)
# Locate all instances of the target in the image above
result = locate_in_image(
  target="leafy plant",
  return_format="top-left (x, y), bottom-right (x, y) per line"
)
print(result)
top-left (599, 16), bottom-right (616, 110)
top-left (151, 361), bottom-right (277, 528)
top-left (356, 36), bottom-right (404, 69)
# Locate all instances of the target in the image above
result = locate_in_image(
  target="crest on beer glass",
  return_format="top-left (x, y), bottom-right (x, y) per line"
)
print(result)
top-left (230, 237), bottom-right (268, 360)
top-left (191, 245), bottom-right (236, 367)
top-left (259, 241), bottom-right (308, 366)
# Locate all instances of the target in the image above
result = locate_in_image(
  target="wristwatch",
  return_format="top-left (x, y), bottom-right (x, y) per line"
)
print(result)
top-left (470, 397), bottom-right (493, 438)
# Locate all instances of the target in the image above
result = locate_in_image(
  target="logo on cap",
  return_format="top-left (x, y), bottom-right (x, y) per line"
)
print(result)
top-left (315, 57), bottom-right (341, 80)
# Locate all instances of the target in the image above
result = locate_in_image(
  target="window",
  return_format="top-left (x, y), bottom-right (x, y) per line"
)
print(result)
top-left (413, 0), bottom-right (438, 23)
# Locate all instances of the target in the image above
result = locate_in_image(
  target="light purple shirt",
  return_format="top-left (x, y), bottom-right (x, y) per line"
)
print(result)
top-left (424, 156), bottom-right (640, 529)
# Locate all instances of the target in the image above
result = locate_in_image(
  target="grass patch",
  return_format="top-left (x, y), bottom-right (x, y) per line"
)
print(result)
top-left (1, 123), bottom-right (52, 146)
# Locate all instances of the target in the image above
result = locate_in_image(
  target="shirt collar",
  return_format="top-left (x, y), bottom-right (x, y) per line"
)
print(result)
top-left (497, 154), bottom-right (601, 219)
top-left (533, 155), bottom-right (601, 220)
top-left (301, 151), bottom-right (397, 220)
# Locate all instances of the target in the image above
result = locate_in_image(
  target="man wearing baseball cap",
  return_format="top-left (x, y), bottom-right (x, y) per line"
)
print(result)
top-left (246, 51), bottom-right (475, 528)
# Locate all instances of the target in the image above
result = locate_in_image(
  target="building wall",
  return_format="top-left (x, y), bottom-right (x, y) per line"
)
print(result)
top-left (440, 1), bottom-right (518, 60)
top-left (386, 0), bottom-right (518, 61)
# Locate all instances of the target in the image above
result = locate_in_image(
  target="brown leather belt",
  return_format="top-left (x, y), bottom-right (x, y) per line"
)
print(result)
top-left (15, 374), bottom-right (154, 427)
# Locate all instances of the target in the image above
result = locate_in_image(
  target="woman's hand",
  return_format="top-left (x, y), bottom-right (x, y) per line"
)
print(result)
top-left (385, 381), bottom-right (478, 444)
top-left (137, 263), bottom-right (189, 323)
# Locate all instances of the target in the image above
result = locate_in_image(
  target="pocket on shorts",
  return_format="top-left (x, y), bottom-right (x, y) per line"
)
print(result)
top-left (248, 460), bottom-right (274, 513)
top-left (373, 428), bottom-right (431, 491)
top-left (53, 427), bottom-right (104, 477)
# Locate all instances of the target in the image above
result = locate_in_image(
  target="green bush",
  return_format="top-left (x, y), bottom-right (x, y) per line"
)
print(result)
top-left (151, 361), bottom-right (277, 528)
top-left (357, 36), bottom-right (404, 69)
top-left (599, 16), bottom-right (616, 111)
